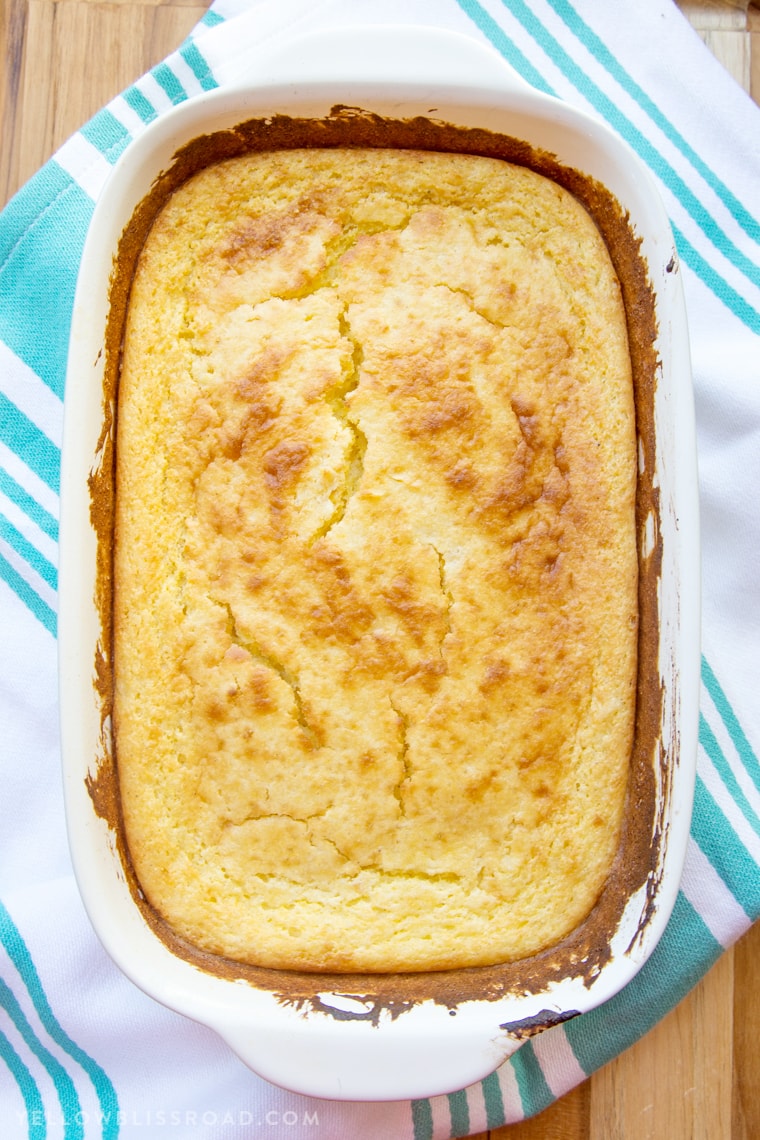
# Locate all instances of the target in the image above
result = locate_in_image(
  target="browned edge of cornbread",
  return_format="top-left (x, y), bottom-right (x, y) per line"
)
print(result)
top-left (87, 107), bottom-right (663, 1014)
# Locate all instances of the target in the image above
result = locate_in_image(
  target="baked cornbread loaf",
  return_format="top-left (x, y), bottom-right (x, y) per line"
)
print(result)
top-left (114, 147), bottom-right (638, 973)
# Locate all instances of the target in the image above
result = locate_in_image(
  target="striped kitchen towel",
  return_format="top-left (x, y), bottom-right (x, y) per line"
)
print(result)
top-left (1, 1), bottom-right (759, 1137)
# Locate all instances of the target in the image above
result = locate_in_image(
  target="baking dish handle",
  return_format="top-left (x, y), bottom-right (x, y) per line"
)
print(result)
top-left (215, 1012), bottom-right (528, 1102)
top-left (223, 23), bottom-right (533, 96)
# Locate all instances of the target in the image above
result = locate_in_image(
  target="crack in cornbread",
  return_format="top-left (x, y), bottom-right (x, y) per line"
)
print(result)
top-left (114, 147), bottom-right (638, 973)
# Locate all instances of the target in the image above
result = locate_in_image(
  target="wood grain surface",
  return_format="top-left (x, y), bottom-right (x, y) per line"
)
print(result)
top-left (2, 1), bottom-right (759, 1136)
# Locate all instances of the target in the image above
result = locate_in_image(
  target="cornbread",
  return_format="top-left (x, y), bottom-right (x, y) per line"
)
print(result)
top-left (114, 147), bottom-right (638, 973)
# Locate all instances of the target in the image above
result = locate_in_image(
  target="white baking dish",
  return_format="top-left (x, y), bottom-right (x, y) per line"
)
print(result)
top-left (59, 24), bottom-right (699, 1101)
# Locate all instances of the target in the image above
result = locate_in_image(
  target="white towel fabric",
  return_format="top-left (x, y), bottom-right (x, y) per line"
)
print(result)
top-left (1, 1), bottom-right (759, 1136)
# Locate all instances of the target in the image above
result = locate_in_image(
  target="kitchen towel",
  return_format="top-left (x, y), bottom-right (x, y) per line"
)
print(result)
top-left (1, 1), bottom-right (759, 1136)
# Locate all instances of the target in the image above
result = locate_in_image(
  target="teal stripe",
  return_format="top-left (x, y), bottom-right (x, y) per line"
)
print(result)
top-left (0, 976), bottom-right (83, 1140)
top-left (700, 713), bottom-right (760, 838)
top-left (152, 62), bottom-right (188, 105)
top-left (80, 110), bottom-right (131, 164)
top-left (692, 775), bottom-right (760, 918)
top-left (0, 901), bottom-right (120, 1140)
top-left (456, 0), bottom-right (555, 94)
top-left (0, 394), bottom-right (60, 494)
top-left (0, 1028), bottom-right (47, 1140)
top-left (546, 0), bottom-right (760, 246)
top-left (447, 1089), bottom-right (470, 1137)
top-left (179, 42), bottom-right (218, 92)
top-left (511, 1039), bottom-right (554, 1120)
top-left (501, 0), bottom-right (760, 295)
top-left (199, 9), bottom-right (225, 28)
top-left (0, 177), bottom-right (94, 399)
top-left (672, 223), bottom-right (760, 334)
top-left (0, 550), bottom-right (56, 635)
top-left (0, 511), bottom-right (57, 590)
top-left (702, 655), bottom-right (760, 790)
top-left (123, 86), bottom-right (158, 125)
top-left (564, 892), bottom-right (722, 1074)
top-left (411, 1098), bottom-right (433, 1140)
top-left (481, 1069), bottom-right (506, 1128)
top-left (0, 468), bottom-right (58, 542)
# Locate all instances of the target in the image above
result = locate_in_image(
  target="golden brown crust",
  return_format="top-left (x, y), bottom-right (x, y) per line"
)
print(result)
top-left (114, 147), bottom-right (637, 973)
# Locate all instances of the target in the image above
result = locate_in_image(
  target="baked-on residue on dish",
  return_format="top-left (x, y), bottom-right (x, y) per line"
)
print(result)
top-left (114, 147), bottom-right (637, 973)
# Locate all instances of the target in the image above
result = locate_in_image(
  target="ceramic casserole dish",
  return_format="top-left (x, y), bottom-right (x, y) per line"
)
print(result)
top-left (59, 24), bottom-right (699, 1101)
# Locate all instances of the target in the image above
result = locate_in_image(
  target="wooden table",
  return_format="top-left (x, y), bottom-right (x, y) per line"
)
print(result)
top-left (2, 1), bottom-right (759, 1135)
